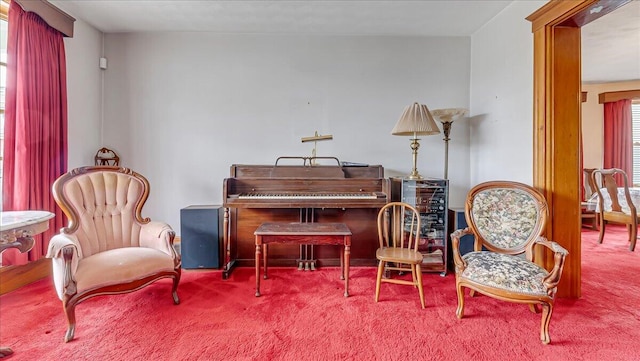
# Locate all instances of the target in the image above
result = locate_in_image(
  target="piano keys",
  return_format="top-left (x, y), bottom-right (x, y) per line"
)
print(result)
top-left (236, 192), bottom-right (380, 200)
top-left (222, 159), bottom-right (389, 278)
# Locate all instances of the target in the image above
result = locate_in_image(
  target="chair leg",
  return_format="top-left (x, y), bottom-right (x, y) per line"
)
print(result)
top-left (172, 274), bottom-right (180, 305)
top-left (629, 225), bottom-right (637, 252)
top-left (415, 264), bottom-right (425, 309)
top-left (63, 301), bottom-right (77, 343)
top-left (598, 219), bottom-right (606, 244)
top-left (455, 282), bottom-right (465, 319)
top-left (540, 303), bottom-right (553, 344)
top-left (411, 264), bottom-right (418, 288)
top-left (374, 261), bottom-right (385, 303)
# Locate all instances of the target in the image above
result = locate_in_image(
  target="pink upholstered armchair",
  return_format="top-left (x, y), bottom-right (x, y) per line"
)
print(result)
top-left (47, 166), bottom-right (181, 342)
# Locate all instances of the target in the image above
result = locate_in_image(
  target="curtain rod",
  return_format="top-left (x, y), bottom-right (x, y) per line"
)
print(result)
top-left (11, 0), bottom-right (75, 37)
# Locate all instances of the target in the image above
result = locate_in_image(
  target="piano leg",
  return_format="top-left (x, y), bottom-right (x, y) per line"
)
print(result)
top-left (223, 207), bottom-right (236, 279)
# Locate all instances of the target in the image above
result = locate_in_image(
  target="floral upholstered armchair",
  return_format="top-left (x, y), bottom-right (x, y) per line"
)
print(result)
top-left (47, 166), bottom-right (181, 342)
top-left (450, 181), bottom-right (568, 344)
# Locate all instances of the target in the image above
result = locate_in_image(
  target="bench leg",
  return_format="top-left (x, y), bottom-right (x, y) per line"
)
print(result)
top-left (255, 243), bottom-right (261, 297)
top-left (263, 244), bottom-right (268, 279)
top-left (344, 243), bottom-right (350, 297)
top-left (340, 246), bottom-right (345, 280)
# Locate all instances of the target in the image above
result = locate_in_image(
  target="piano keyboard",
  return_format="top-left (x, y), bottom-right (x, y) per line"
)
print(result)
top-left (238, 192), bottom-right (379, 200)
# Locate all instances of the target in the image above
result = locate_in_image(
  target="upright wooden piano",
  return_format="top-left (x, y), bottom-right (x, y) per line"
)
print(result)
top-left (222, 157), bottom-right (389, 278)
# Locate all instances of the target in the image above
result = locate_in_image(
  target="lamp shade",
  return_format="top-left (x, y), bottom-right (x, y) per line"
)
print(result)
top-left (391, 102), bottom-right (440, 136)
top-left (431, 108), bottom-right (468, 123)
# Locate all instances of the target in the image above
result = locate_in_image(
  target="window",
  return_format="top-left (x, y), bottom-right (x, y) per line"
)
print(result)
top-left (632, 101), bottom-right (640, 186)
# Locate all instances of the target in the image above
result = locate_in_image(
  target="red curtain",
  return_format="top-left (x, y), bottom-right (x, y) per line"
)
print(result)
top-left (2, 2), bottom-right (68, 266)
top-left (603, 99), bottom-right (633, 185)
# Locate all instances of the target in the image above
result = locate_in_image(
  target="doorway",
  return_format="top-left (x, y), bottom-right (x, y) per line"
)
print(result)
top-left (527, 0), bottom-right (632, 298)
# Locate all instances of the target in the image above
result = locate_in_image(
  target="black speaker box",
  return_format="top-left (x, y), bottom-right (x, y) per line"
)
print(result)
top-left (180, 205), bottom-right (223, 269)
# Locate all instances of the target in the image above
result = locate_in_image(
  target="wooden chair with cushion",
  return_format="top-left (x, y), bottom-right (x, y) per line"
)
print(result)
top-left (46, 166), bottom-right (181, 342)
top-left (591, 168), bottom-right (639, 251)
top-left (374, 202), bottom-right (425, 309)
top-left (450, 181), bottom-right (568, 344)
top-left (581, 168), bottom-right (599, 229)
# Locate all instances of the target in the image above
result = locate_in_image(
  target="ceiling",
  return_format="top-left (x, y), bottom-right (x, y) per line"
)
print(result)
top-left (582, 0), bottom-right (640, 83)
top-left (50, 0), bottom-right (640, 84)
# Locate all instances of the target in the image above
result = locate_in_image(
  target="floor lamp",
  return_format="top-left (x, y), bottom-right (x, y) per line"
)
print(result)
top-left (431, 108), bottom-right (468, 179)
top-left (392, 103), bottom-right (440, 180)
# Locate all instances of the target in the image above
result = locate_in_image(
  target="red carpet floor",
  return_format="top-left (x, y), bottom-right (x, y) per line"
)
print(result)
top-left (1, 225), bottom-right (639, 360)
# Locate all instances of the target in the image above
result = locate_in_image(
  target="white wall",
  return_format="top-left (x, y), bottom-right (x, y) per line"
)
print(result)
top-left (101, 33), bottom-right (471, 230)
top-left (469, 1), bottom-right (546, 186)
top-left (63, 18), bottom-right (103, 169)
top-left (62, 3), bottom-right (550, 234)
top-left (581, 80), bottom-right (640, 169)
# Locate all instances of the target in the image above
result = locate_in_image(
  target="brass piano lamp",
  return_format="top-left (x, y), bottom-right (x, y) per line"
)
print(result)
top-left (391, 103), bottom-right (440, 180)
top-left (301, 131), bottom-right (333, 164)
top-left (431, 108), bottom-right (468, 179)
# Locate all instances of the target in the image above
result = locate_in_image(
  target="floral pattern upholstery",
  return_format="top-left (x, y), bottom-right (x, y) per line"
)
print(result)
top-left (588, 187), bottom-right (640, 214)
top-left (471, 188), bottom-right (540, 250)
top-left (452, 181), bottom-right (568, 344)
top-left (461, 251), bottom-right (549, 295)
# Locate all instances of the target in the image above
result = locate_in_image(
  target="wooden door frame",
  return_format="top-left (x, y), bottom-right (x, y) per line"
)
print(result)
top-left (527, 0), bottom-right (630, 298)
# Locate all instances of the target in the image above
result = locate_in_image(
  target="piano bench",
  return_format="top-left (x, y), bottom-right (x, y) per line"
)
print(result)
top-left (253, 222), bottom-right (352, 297)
